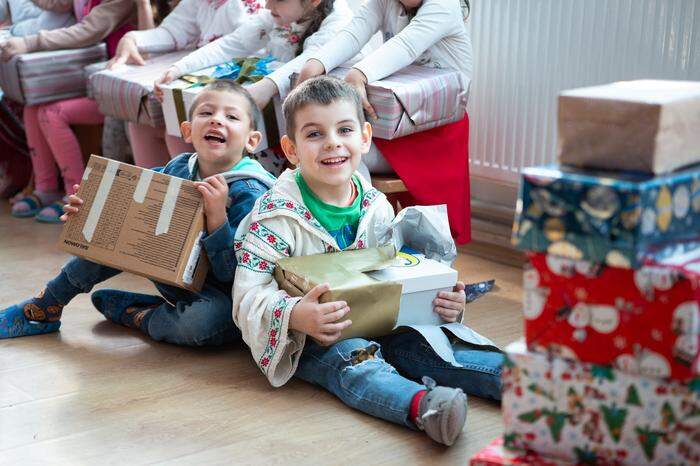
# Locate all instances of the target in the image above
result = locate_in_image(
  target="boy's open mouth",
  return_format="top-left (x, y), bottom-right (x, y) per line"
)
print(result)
top-left (204, 130), bottom-right (226, 144)
top-left (320, 156), bottom-right (348, 166)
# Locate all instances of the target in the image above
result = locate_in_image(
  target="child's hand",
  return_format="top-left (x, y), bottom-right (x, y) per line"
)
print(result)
top-left (290, 283), bottom-right (352, 346)
top-left (247, 78), bottom-right (278, 110)
top-left (194, 175), bottom-right (229, 234)
top-left (0, 37), bottom-right (27, 62)
top-left (59, 184), bottom-right (84, 222)
top-left (345, 68), bottom-right (378, 120)
top-left (295, 59), bottom-right (325, 88)
top-left (434, 281), bottom-right (466, 323)
top-left (108, 35), bottom-right (145, 70)
top-left (153, 66), bottom-right (180, 101)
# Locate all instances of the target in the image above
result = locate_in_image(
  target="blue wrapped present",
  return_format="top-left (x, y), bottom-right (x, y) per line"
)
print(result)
top-left (512, 164), bottom-right (700, 267)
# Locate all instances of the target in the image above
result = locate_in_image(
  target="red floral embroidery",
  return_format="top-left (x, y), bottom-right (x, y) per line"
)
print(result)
top-left (285, 202), bottom-right (294, 208)
top-left (270, 337), bottom-right (277, 347)
top-left (274, 309), bottom-right (282, 318)
top-left (250, 222), bottom-right (259, 231)
top-left (289, 33), bottom-right (300, 44)
top-left (304, 211), bottom-right (311, 220)
top-left (357, 240), bottom-right (364, 249)
top-left (242, 252), bottom-right (250, 263)
top-left (270, 329), bottom-right (277, 338)
top-left (234, 241), bottom-right (243, 250)
top-left (261, 356), bottom-right (270, 367)
top-left (267, 202), bottom-right (275, 209)
top-left (362, 199), bottom-right (369, 207)
top-left (267, 234), bottom-right (276, 243)
top-left (259, 260), bottom-right (269, 270)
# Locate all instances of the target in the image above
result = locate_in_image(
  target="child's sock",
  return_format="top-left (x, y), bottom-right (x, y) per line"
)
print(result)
top-left (91, 289), bottom-right (164, 333)
top-left (20, 287), bottom-right (64, 322)
top-left (409, 389), bottom-right (427, 424)
top-left (121, 305), bottom-right (158, 330)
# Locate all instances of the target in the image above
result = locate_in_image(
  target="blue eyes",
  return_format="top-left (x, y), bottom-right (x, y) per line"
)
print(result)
top-left (305, 127), bottom-right (354, 138)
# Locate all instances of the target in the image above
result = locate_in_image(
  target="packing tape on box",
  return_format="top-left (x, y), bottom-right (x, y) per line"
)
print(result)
top-left (82, 166), bottom-right (92, 180)
top-left (156, 177), bottom-right (182, 236)
top-left (83, 159), bottom-right (119, 242)
top-left (133, 170), bottom-right (153, 203)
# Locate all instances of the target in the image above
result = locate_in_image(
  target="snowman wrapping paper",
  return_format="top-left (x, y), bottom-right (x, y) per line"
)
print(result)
top-left (502, 341), bottom-right (700, 466)
top-left (512, 164), bottom-right (700, 268)
top-left (523, 251), bottom-right (699, 382)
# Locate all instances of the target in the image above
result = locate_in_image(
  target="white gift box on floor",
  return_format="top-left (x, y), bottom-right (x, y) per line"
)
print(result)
top-left (161, 66), bottom-right (285, 153)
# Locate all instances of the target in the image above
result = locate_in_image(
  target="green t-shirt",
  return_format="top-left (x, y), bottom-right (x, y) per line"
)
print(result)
top-left (295, 172), bottom-right (363, 250)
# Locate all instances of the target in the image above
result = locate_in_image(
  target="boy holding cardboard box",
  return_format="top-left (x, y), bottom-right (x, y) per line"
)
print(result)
top-left (232, 77), bottom-right (502, 446)
top-left (0, 80), bottom-right (275, 346)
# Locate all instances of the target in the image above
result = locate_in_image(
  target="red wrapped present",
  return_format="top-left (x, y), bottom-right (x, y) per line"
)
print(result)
top-left (470, 437), bottom-right (570, 466)
top-left (524, 249), bottom-right (700, 382)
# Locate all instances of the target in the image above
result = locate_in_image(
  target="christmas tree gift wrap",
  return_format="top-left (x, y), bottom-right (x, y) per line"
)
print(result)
top-left (502, 340), bottom-right (700, 466)
top-left (0, 44), bottom-right (107, 105)
top-left (524, 251), bottom-right (699, 382)
top-left (470, 437), bottom-right (570, 466)
top-left (512, 164), bottom-right (700, 268)
top-left (558, 80), bottom-right (700, 175)
top-left (160, 57), bottom-right (284, 152)
top-left (88, 51), bottom-right (191, 127)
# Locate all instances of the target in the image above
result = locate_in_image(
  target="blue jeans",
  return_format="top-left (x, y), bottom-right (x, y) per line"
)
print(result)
top-left (47, 257), bottom-right (240, 347)
top-left (294, 330), bottom-right (503, 428)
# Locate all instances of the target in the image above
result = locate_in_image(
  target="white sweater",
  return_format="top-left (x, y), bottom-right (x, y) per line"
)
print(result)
top-left (129, 0), bottom-right (261, 53)
top-left (170, 0), bottom-right (352, 98)
top-left (232, 169), bottom-right (394, 387)
top-left (310, 0), bottom-right (472, 84)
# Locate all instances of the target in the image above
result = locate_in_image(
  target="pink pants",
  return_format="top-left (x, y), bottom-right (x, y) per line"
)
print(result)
top-left (128, 122), bottom-right (194, 168)
top-left (24, 97), bottom-right (104, 194)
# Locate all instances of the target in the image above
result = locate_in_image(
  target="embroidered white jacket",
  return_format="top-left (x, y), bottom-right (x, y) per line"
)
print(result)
top-left (232, 169), bottom-right (393, 387)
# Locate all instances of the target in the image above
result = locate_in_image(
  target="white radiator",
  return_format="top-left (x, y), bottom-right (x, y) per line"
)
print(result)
top-left (468, 0), bottom-right (700, 186)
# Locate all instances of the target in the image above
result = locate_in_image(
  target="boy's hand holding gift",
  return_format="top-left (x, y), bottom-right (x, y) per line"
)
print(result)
top-left (194, 174), bottom-right (229, 234)
top-left (153, 66), bottom-right (180, 101)
top-left (344, 68), bottom-right (378, 121)
top-left (434, 281), bottom-right (466, 323)
top-left (290, 283), bottom-right (352, 346)
top-left (59, 184), bottom-right (84, 222)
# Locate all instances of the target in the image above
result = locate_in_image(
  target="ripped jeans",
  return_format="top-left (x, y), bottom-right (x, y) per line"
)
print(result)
top-left (294, 330), bottom-right (503, 428)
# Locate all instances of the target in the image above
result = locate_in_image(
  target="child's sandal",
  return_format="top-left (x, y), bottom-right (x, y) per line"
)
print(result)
top-left (11, 194), bottom-right (43, 218)
top-left (35, 201), bottom-right (65, 224)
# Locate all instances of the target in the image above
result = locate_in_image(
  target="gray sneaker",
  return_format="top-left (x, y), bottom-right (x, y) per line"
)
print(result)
top-left (415, 377), bottom-right (467, 446)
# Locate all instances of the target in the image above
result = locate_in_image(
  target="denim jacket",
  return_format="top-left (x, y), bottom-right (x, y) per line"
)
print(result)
top-left (159, 153), bottom-right (276, 290)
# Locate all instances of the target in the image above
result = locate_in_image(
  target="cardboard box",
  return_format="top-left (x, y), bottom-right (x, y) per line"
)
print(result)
top-left (273, 245), bottom-right (457, 339)
top-left (0, 44), bottom-right (107, 105)
top-left (512, 164), bottom-right (700, 268)
top-left (59, 155), bottom-right (209, 291)
top-left (88, 51), bottom-right (191, 127)
top-left (558, 80), bottom-right (700, 174)
top-left (524, 251), bottom-right (699, 382)
top-left (161, 76), bottom-right (284, 152)
top-left (502, 340), bottom-right (700, 465)
top-left (470, 437), bottom-right (569, 466)
top-left (293, 64), bottom-right (468, 140)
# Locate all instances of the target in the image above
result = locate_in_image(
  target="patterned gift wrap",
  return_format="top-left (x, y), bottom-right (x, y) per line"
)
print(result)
top-left (502, 340), bottom-right (700, 465)
top-left (0, 44), bottom-right (107, 105)
top-left (512, 164), bottom-right (700, 268)
top-left (294, 65), bottom-right (468, 140)
top-left (470, 437), bottom-right (570, 466)
top-left (524, 251), bottom-right (699, 382)
top-left (88, 51), bottom-right (191, 127)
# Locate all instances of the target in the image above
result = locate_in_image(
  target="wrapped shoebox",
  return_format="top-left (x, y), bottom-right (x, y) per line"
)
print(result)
top-left (88, 50), bottom-right (191, 127)
top-left (502, 340), bottom-right (700, 466)
top-left (470, 437), bottom-right (569, 466)
top-left (512, 164), bottom-right (700, 268)
top-left (293, 65), bottom-right (468, 140)
top-left (558, 80), bottom-right (700, 174)
top-left (160, 58), bottom-right (285, 152)
top-left (0, 44), bottom-right (107, 105)
top-left (524, 251), bottom-right (699, 382)
top-left (59, 155), bottom-right (209, 291)
top-left (272, 244), bottom-right (457, 339)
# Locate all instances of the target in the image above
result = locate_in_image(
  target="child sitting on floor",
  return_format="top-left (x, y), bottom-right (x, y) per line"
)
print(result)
top-left (0, 81), bottom-right (276, 347)
top-left (232, 76), bottom-right (502, 446)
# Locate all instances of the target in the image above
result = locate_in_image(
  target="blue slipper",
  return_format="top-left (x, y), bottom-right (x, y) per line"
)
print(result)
top-left (35, 202), bottom-right (65, 224)
top-left (91, 289), bottom-right (164, 328)
top-left (11, 195), bottom-right (42, 218)
top-left (0, 304), bottom-right (61, 339)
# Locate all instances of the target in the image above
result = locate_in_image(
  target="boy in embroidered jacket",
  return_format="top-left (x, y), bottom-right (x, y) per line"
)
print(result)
top-left (232, 77), bottom-right (503, 446)
top-left (1, 81), bottom-right (276, 346)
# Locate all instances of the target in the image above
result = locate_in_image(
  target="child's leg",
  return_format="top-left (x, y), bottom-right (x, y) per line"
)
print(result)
top-left (91, 285), bottom-right (240, 346)
top-left (378, 330), bottom-right (503, 402)
top-left (164, 133), bottom-right (194, 157)
top-left (127, 123), bottom-right (170, 168)
top-left (0, 258), bottom-right (121, 338)
top-left (12, 104), bottom-right (62, 216)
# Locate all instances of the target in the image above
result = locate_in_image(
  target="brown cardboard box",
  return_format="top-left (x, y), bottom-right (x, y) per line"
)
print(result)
top-left (558, 80), bottom-right (700, 174)
top-left (59, 155), bottom-right (209, 291)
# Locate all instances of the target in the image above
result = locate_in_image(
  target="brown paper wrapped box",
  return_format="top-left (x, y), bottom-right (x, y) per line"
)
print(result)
top-left (558, 80), bottom-right (700, 174)
top-left (59, 155), bottom-right (209, 291)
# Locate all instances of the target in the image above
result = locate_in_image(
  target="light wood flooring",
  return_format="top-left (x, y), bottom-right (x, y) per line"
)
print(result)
top-left (0, 204), bottom-right (524, 465)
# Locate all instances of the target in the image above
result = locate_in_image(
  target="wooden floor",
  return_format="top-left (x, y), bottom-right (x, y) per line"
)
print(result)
top-left (0, 203), bottom-right (524, 465)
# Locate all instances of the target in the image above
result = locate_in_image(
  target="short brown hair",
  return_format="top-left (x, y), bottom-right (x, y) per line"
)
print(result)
top-left (283, 76), bottom-right (365, 139)
top-left (188, 79), bottom-right (260, 130)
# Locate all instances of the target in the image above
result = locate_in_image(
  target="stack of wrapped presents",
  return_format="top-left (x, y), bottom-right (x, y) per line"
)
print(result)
top-left (471, 80), bottom-right (700, 465)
